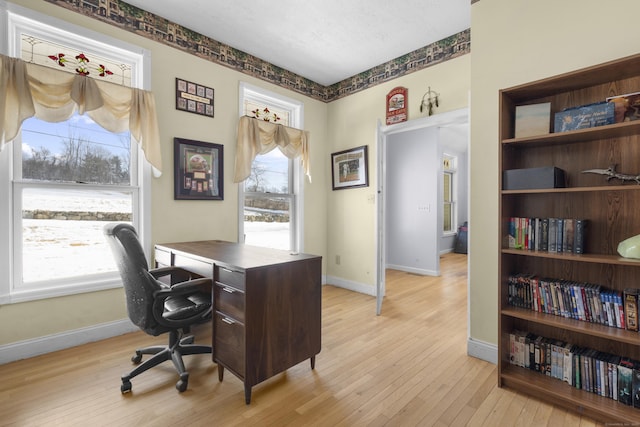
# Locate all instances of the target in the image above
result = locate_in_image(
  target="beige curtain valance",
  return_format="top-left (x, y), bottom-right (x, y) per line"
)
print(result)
top-left (0, 54), bottom-right (162, 176)
top-left (234, 115), bottom-right (311, 183)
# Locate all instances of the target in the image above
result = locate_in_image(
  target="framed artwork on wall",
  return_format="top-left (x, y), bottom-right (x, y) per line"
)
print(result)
top-left (331, 145), bottom-right (369, 190)
top-left (175, 78), bottom-right (214, 117)
top-left (174, 138), bottom-right (223, 200)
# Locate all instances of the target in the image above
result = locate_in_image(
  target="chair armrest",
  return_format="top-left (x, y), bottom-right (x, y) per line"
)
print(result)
top-left (149, 266), bottom-right (199, 284)
top-left (153, 277), bottom-right (212, 298)
top-left (151, 276), bottom-right (213, 328)
top-left (169, 277), bottom-right (212, 293)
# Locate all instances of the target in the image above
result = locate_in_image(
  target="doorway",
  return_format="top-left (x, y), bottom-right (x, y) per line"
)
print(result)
top-left (376, 108), bottom-right (469, 315)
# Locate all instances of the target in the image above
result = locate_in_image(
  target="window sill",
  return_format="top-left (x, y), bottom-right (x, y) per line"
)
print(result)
top-left (2, 275), bottom-right (123, 304)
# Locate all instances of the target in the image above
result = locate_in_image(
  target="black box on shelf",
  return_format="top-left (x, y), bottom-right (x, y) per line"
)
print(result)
top-left (503, 167), bottom-right (566, 190)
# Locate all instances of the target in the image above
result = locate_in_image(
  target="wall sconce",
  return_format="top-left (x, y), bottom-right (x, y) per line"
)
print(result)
top-left (419, 87), bottom-right (440, 116)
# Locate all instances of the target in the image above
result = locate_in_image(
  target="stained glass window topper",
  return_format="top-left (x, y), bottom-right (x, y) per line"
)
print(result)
top-left (21, 33), bottom-right (132, 87)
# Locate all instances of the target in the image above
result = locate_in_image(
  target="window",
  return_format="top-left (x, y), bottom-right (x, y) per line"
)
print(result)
top-left (238, 83), bottom-right (303, 252)
top-left (443, 154), bottom-right (456, 234)
top-left (0, 4), bottom-right (151, 303)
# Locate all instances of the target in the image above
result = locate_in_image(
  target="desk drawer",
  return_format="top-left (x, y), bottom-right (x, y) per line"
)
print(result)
top-left (174, 254), bottom-right (212, 278)
top-left (214, 311), bottom-right (245, 377)
top-left (215, 265), bottom-right (245, 291)
top-left (214, 282), bottom-right (245, 321)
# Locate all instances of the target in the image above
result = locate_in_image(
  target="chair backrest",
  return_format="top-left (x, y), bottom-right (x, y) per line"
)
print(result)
top-left (104, 223), bottom-right (163, 334)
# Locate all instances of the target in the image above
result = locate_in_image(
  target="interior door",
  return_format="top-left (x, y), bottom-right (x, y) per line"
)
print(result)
top-left (376, 120), bottom-right (386, 315)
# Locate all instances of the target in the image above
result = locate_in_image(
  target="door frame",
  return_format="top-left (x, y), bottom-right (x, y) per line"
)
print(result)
top-left (376, 108), bottom-right (469, 315)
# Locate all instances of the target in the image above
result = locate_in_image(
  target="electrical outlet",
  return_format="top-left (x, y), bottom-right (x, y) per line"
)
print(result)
top-left (335, 255), bottom-right (341, 265)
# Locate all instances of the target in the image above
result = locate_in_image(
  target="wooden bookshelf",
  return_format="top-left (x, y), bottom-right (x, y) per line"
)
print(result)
top-left (498, 53), bottom-right (640, 423)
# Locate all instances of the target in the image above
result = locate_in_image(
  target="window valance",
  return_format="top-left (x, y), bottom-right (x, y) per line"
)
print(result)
top-left (234, 115), bottom-right (311, 183)
top-left (0, 54), bottom-right (162, 176)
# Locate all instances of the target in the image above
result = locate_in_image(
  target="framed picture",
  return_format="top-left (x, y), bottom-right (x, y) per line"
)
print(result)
top-left (175, 78), bottom-right (214, 118)
top-left (331, 145), bottom-right (369, 190)
top-left (174, 138), bottom-right (223, 200)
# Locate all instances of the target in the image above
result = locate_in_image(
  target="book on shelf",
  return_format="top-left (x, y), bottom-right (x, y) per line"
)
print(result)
top-left (624, 289), bottom-right (639, 332)
top-left (634, 366), bottom-right (640, 408)
top-left (574, 219), bottom-right (586, 254)
top-left (507, 328), bottom-right (639, 406)
top-left (540, 218), bottom-right (549, 251)
top-left (619, 358), bottom-right (634, 406)
top-left (507, 273), bottom-right (639, 330)
top-left (562, 342), bottom-right (574, 385)
top-left (506, 216), bottom-right (586, 254)
top-left (548, 218), bottom-right (558, 252)
top-left (556, 218), bottom-right (564, 253)
top-left (554, 101), bottom-right (615, 133)
top-left (563, 219), bottom-right (574, 253)
top-left (508, 217), bottom-right (516, 249)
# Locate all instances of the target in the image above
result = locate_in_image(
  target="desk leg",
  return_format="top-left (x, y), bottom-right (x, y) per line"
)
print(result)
top-left (217, 363), bottom-right (224, 382)
top-left (244, 384), bottom-right (252, 404)
top-left (310, 356), bottom-right (316, 370)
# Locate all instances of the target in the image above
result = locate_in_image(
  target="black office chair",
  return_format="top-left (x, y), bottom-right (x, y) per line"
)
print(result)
top-left (104, 223), bottom-right (212, 393)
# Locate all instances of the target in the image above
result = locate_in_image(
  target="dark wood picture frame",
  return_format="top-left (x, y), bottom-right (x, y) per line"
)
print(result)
top-left (331, 145), bottom-right (369, 190)
top-left (175, 78), bottom-right (214, 117)
top-left (174, 138), bottom-right (223, 200)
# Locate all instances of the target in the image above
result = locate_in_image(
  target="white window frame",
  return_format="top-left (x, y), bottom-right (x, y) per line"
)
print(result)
top-left (238, 82), bottom-right (304, 252)
top-left (443, 154), bottom-right (457, 236)
top-left (0, 2), bottom-right (152, 303)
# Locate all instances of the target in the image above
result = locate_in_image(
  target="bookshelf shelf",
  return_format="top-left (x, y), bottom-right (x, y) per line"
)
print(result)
top-left (502, 120), bottom-right (640, 147)
top-left (501, 249), bottom-right (640, 266)
top-left (502, 184), bottom-right (640, 195)
top-left (498, 53), bottom-right (640, 423)
top-left (501, 365), bottom-right (639, 422)
top-left (502, 307), bottom-right (640, 345)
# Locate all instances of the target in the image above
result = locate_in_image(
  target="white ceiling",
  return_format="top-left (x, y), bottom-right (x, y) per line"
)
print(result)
top-left (123, 0), bottom-right (471, 86)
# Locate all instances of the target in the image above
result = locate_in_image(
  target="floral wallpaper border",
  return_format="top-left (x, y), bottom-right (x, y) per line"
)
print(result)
top-left (44, 0), bottom-right (470, 103)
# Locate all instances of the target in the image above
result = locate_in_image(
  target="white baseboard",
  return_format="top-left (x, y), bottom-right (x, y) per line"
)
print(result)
top-left (385, 264), bottom-right (439, 276)
top-left (467, 337), bottom-right (498, 364)
top-left (325, 275), bottom-right (376, 296)
top-left (0, 319), bottom-right (137, 365)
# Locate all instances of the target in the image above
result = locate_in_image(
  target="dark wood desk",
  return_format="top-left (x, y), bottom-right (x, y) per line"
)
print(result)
top-left (154, 240), bottom-right (322, 404)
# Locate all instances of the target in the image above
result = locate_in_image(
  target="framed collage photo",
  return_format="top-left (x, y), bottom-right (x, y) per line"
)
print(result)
top-left (175, 78), bottom-right (214, 117)
top-left (331, 145), bottom-right (369, 190)
top-left (174, 138), bottom-right (223, 200)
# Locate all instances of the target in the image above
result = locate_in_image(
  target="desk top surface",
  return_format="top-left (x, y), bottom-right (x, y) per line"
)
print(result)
top-left (155, 240), bottom-right (321, 270)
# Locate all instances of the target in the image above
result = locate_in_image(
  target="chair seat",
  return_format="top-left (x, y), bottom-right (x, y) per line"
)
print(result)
top-left (163, 293), bottom-right (211, 320)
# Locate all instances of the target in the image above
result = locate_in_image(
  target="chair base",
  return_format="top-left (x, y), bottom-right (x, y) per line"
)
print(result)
top-left (121, 330), bottom-right (211, 393)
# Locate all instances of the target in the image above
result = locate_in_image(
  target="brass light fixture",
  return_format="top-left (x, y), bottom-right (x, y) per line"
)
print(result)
top-left (419, 87), bottom-right (440, 116)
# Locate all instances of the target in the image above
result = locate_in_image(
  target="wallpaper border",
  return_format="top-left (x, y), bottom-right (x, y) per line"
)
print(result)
top-left (44, 0), bottom-right (470, 103)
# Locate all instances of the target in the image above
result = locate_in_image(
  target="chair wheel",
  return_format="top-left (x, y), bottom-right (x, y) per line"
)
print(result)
top-left (131, 352), bottom-right (143, 364)
top-left (176, 373), bottom-right (189, 392)
top-left (121, 380), bottom-right (132, 393)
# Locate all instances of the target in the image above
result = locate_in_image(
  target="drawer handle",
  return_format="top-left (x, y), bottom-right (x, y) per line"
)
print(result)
top-left (220, 267), bottom-right (234, 273)
top-left (222, 317), bottom-right (235, 325)
top-left (222, 286), bottom-right (235, 294)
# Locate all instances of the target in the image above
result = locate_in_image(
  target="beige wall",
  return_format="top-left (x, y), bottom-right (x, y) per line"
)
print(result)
top-left (326, 55), bottom-right (471, 286)
top-left (1, 0), bottom-right (329, 345)
top-left (469, 0), bottom-right (640, 345)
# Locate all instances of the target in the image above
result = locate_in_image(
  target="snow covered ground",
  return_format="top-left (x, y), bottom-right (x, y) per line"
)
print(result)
top-left (23, 219), bottom-right (289, 282)
top-left (21, 189), bottom-right (288, 282)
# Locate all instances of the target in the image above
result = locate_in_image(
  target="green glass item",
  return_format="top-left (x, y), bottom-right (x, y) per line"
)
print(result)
top-left (618, 234), bottom-right (640, 259)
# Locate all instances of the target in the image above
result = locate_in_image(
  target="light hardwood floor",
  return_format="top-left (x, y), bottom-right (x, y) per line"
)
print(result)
top-left (0, 253), bottom-right (605, 426)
